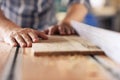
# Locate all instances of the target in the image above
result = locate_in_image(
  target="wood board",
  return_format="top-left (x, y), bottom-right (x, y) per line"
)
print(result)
top-left (31, 36), bottom-right (104, 56)
top-left (22, 55), bottom-right (117, 80)
top-left (0, 42), bottom-right (12, 78)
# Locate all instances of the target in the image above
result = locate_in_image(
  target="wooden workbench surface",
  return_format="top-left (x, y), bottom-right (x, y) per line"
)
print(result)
top-left (0, 42), bottom-right (12, 77)
top-left (0, 36), bottom-right (120, 80)
top-left (22, 53), bottom-right (117, 80)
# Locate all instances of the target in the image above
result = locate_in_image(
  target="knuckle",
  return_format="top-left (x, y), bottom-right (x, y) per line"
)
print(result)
top-left (32, 33), bottom-right (38, 38)
top-left (20, 42), bottom-right (26, 47)
top-left (9, 31), bottom-right (17, 37)
top-left (26, 38), bottom-right (31, 42)
top-left (19, 28), bottom-right (33, 33)
top-left (12, 43), bottom-right (17, 47)
top-left (27, 41), bottom-right (32, 45)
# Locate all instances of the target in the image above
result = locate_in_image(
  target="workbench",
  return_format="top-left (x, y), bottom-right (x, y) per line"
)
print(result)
top-left (0, 36), bottom-right (120, 80)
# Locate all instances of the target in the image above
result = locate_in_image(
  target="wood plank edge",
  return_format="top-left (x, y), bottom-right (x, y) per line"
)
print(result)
top-left (34, 51), bottom-right (105, 56)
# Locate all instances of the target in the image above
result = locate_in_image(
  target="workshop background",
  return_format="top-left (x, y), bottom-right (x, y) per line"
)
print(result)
top-left (0, 0), bottom-right (120, 32)
top-left (55, 0), bottom-right (120, 32)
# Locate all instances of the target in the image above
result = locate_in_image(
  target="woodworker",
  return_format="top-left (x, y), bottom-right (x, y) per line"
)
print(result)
top-left (0, 0), bottom-right (88, 47)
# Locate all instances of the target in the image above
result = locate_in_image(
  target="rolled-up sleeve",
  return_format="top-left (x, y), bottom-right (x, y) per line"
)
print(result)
top-left (68, 0), bottom-right (91, 11)
top-left (68, 0), bottom-right (81, 6)
top-left (0, 0), bottom-right (3, 7)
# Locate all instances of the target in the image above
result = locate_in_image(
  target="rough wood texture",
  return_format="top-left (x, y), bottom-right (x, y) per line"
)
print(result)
top-left (0, 41), bottom-right (119, 80)
top-left (31, 36), bottom-right (104, 56)
top-left (93, 55), bottom-right (120, 79)
top-left (22, 54), bottom-right (117, 80)
top-left (0, 42), bottom-right (12, 78)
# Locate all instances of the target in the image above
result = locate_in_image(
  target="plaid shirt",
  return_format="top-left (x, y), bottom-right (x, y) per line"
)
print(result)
top-left (1, 0), bottom-right (82, 29)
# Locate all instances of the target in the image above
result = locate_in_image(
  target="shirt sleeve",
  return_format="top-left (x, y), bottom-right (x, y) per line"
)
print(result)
top-left (0, 0), bottom-right (3, 7)
top-left (68, 0), bottom-right (90, 8)
top-left (68, 0), bottom-right (91, 10)
top-left (68, 0), bottom-right (81, 5)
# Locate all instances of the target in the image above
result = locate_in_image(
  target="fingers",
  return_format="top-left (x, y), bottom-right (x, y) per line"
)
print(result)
top-left (21, 34), bottom-right (32, 47)
top-left (14, 32), bottom-right (39, 47)
top-left (44, 25), bottom-right (60, 35)
top-left (43, 24), bottom-right (75, 35)
top-left (46, 25), bottom-right (75, 35)
top-left (5, 28), bottom-right (48, 47)
top-left (48, 27), bottom-right (54, 35)
top-left (44, 29), bottom-right (49, 34)
top-left (65, 26), bottom-right (71, 35)
top-left (14, 32), bottom-right (47, 47)
top-left (58, 25), bottom-right (75, 35)
top-left (65, 26), bottom-right (75, 35)
top-left (28, 32), bottom-right (39, 42)
top-left (14, 35), bottom-right (26, 47)
top-left (71, 28), bottom-right (75, 34)
top-left (35, 30), bottom-right (48, 40)
top-left (9, 37), bottom-right (18, 47)
top-left (48, 26), bottom-right (58, 35)
top-left (58, 26), bottom-right (66, 35)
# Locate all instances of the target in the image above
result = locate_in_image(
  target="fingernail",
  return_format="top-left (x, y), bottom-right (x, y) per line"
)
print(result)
top-left (33, 39), bottom-right (39, 42)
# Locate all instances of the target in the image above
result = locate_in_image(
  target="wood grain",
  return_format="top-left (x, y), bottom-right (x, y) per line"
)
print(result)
top-left (31, 36), bottom-right (104, 56)
top-left (0, 42), bottom-right (12, 78)
top-left (93, 55), bottom-right (120, 79)
top-left (0, 38), bottom-right (119, 80)
top-left (22, 54), bottom-right (117, 80)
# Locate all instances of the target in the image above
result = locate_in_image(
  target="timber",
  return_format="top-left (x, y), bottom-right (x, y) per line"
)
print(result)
top-left (31, 36), bottom-right (104, 56)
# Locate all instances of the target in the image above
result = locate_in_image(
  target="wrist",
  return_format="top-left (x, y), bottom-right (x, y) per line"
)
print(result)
top-left (0, 21), bottom-right (21, 36)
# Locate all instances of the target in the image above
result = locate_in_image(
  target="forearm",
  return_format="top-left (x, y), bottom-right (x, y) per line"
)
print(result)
top-left (62, 3), bottom-right (88, 25)
top-left (0, 10), bottom-right (48, 47)
top-left (0, 9), bottom-right (20, 38)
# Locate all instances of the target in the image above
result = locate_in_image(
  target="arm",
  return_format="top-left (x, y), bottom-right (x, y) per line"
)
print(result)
top-left (0, 10), bottom-right (20, 38)
top-left (44, 3), bottom-right (88, 35)
top-left (0, 9), bottom-right (48, 47)
top-left (62, 3), bottom-right (88, 25)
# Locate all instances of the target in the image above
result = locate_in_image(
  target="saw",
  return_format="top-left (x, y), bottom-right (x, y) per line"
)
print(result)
top-left (71, 21), bottom-right (120, 64)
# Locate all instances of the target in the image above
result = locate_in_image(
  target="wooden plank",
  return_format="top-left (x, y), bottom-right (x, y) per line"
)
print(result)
top-left (1, 47), bottom-right (22, 80)
top-left (92, 55), bottom-right (120, 79)
top-left (22, 54), bottom-right (117, 80)
top-left (31, 36), bottom-right (104, 56)
top-left (0, 42), bottom-right (12, 78)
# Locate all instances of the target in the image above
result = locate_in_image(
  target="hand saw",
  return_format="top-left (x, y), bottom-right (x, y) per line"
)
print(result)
top-left (71, 21), bottom-right (120, 64)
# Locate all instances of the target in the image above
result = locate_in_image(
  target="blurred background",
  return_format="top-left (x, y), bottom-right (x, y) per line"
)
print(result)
top-left (0, 0), bottom-right (120, 32)
top-left (55, 0), bottom-right (120, 32)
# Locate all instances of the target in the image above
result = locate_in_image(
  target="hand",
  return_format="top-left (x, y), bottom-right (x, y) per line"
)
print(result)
top-left (3, 28), bottom-right (48, 47)
top-left (44, 22), bottom-right (76, 35)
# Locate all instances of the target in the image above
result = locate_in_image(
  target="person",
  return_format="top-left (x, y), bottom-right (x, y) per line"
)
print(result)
top-left (0, 0), bottom-right (88, 47)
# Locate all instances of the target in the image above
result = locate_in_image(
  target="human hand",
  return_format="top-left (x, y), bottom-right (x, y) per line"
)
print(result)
top-left (44, 22), bottom-right (76, 35)
top-left (3, 28), bottom-right (48, 47)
